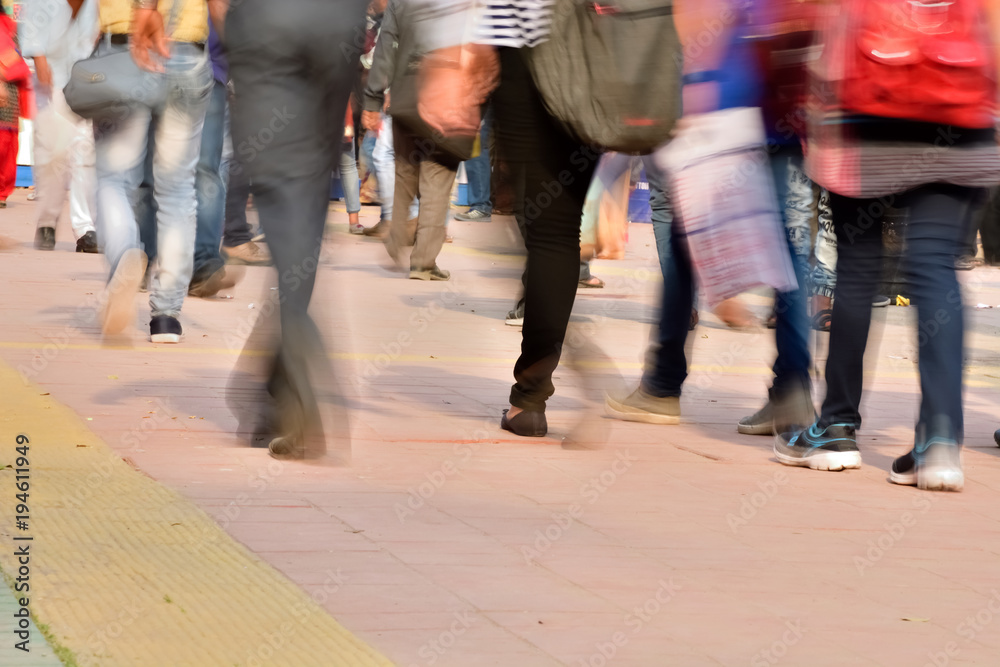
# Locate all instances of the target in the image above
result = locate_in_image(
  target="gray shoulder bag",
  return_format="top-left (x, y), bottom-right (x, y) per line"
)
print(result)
top-left (63, 0), bottom-right (183, 124)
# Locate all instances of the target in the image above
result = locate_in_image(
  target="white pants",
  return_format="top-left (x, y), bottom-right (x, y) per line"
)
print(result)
top-left (33, 85), bottom-right (96, 238)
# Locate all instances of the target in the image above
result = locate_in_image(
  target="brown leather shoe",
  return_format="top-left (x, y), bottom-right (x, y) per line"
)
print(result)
top-left (222, 241), bottom-right (272, 266)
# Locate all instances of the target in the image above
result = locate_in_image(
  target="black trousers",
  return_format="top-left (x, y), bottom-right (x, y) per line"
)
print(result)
top-left (226, 0), bottom-right (366, 436)
top-left (493, 49), bottom-right (599, 411)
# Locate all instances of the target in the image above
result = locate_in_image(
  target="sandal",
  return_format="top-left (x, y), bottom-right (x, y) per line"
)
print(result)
top-left (812, 310), bottom-right (832, 333)
top-left (578, 276), bottom-right (605, 288)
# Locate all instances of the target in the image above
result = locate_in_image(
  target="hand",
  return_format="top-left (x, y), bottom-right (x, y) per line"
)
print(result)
top-left (361, 110), bottom-right (382, 133)
top-left (34, 56), bottom-right (52, 91)
top-left (130, 7), bottom-right (170, 73)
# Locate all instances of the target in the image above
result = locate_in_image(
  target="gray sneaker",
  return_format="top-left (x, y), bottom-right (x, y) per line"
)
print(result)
top-left (738, 401), bottom-right (774, 435)
top-left (454, 209), bottom-right (492, 222)
top-left (605, 387), bottom-right (680, 425)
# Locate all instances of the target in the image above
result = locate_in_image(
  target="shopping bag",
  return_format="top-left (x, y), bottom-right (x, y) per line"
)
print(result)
top-left (654, 107), bottom-right (797, 307)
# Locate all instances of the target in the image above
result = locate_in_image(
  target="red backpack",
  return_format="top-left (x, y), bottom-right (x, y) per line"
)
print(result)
top-left (840, 0), bottom-right (997, 129)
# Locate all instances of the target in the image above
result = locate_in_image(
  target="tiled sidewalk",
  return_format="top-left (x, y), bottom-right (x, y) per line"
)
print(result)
top-left (1, 188), bottom-right (1000, 666)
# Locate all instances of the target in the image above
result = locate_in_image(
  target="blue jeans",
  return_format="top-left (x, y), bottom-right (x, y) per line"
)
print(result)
top-left (95, 42), bottom-right (212, 317)
top-left (372, 114), bottom-right (417, 222)
top-left (642, 147), bottom-right (812, 397)
top-left (463, 106), bottom-right (492, 214)
top-left (339, 138), bottom-right (361, 214)
top-left (769, 146), bottom-right (812, 395)
top-left (194, 79), bottom-right (229, 266)
top-left (820, 184), bottom-right (974, 443)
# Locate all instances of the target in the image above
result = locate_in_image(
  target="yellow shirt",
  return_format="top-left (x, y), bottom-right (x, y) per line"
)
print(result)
top-left (99, 0), bottom-right (208, 44)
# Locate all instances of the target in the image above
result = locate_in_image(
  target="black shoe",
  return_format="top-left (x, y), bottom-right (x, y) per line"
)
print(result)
top-left (889, 439), bottom-right (964, 491)
top-left (149, 315), bottom-right (183, 344)
top-left (995, 429), bottom-right (1000, 447)
top-left (76, 230), bottom-right (99, 253)
top-left (773, 422), bottom-right (862, 471)
top-left (35, 227), bottom-right (55, 250)
top-left (500, 409), bottom-right (547, 437)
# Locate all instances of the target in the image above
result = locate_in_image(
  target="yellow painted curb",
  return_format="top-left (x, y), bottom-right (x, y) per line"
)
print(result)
top-left (0, 361), bottom-right (392, 667)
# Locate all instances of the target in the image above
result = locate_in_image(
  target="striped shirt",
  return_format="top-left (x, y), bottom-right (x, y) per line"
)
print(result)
top-left (475, 0), bottom-right (554, 47)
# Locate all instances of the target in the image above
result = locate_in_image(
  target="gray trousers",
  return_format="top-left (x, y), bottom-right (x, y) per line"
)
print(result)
top-left (388, 122), bottom-right (459, 271)
top-left (226, 0), bottom-right (366, 439)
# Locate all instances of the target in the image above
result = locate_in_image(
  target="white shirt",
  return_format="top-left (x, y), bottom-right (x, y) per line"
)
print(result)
top-left (19, 0), bottom-right (100, 92)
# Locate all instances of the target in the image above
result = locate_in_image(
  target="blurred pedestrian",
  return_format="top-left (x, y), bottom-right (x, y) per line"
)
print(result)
top-left (94, 0), bottom-right (217, 343)
top-left (777, 0), bottom-right (1000, 491)
top-left (20, 0), bottom-right (100, 252)
top-left (226, 0), bottom-right (367, 458)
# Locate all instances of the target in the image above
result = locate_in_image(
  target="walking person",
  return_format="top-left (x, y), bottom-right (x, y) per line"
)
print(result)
top-left (0, 6), bottom-right (29, 209)
top-left (362, 0), bottom-right (461, 281)
top-left (775, 0), bottom-right (1000, 491)
top-left (93, 0), bottom-right (217, 342)
top-left (20, 0), bottom-right (100, 252)
top-left (225, 0), bottom-right (368, 458)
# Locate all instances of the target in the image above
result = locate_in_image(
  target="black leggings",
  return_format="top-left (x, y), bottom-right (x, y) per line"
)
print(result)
top-left (493, 49), bottom-right (599, 411)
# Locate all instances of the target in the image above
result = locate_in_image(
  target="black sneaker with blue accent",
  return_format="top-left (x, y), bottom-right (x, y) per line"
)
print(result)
top-left (889, 439), bottom-right (964, 492)
top-left (774, 422), bottom-right (862, 471)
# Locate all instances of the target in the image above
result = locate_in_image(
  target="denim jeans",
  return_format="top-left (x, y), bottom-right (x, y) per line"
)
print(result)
top-left (95, 42), bottom-right (212, 318)
top-left (339, 138), bottom-right (361, 214)
top-left (463, 105), bottom-right (492, 214)
top-left (820, 184), bottom-right (974, 444)
top-left (769, 146), bottom-right (813, 395)
top-left (372, 114), bottom-right (418, 223)
top-left (641, 147), bottom-right (812, 397)
top-left (194, 79), bottom-right (229, 266)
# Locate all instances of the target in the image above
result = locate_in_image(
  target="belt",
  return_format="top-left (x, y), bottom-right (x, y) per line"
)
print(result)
top-left (107, 34), bottom-right (205, 50)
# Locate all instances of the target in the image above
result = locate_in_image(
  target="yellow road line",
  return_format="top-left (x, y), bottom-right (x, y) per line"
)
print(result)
top-left (0, 361), bottom-right (391, 667)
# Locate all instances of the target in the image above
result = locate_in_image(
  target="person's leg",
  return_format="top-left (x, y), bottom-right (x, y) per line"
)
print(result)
top-left (148, 45), bottom-right (213, 322)
top-left (640, 163), bottom-right (693, 399)
top-left (888, 184), bottom-right (973, 491)
top-left (769, 149), bottom-right (813, 405)
top-left (340, 139), bottom-right (363, 232)
top-left (818, 193), bottom-right (885, 429)
top-left (901, 184), bottom-right (971, 443)
top-left (192, 79), bottom-right (228, 271)
top-left (371, 114), bottom-right (396, 224)
top-left (493, 48), bottom-right (599, 421)
top-left (409, 156), bottom-right (457, 274)
top-left (386, 122), bottom-right (421, 261)
top-left (456, 105), bottom-right (492, 219)
top-left (93, 56), bottom-right (153, 332)
top-left (0, 129), bottom-right (16, 203)
top-left (222, 157), bottom-right (254, 248)
top-left (69, 117), bottom-right (98, 239)
top-left (227, 0), bottom-right (364, 454)
top-left (31, 88), bottom-right (71, 239)
top-left (135, 122), bottom-right (158, 264)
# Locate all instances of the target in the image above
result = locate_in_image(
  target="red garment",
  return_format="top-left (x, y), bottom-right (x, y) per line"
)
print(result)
top-left (0, 129), bottom-right (17, 201)
top-left (0, 14), bottom-right (31, 121)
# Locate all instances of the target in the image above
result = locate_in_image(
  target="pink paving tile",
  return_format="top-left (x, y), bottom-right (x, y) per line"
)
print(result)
top-left (4, 194), bottom-right (1000, 665)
